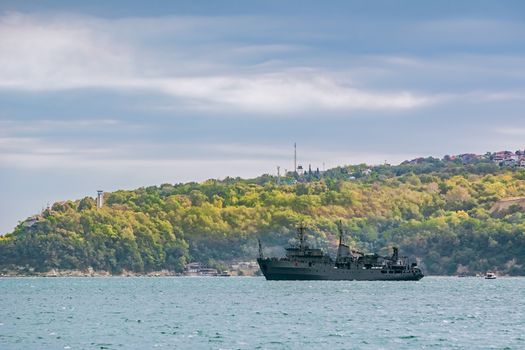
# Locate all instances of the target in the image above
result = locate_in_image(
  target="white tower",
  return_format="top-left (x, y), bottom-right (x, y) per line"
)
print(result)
top-left (96, 190), bottom-right (104, 209)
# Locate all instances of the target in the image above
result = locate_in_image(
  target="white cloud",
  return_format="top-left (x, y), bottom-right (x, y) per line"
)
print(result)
top-left (0, 13), bottom-right (134, 89)
top-left (140, 73), bottom-right (434, 113)
top-left (0, 12), bottom-right (522, 116)
top-left (0, 12), bottom-right (439, 113)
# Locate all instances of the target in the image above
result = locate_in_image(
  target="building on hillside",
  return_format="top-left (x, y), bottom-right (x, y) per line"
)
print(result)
top-left (492, 151), bottom-right (519, 166)
top-left (493, 154), bottom-right (505, 164)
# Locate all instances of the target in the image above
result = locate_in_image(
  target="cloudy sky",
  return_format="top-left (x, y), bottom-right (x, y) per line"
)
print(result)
top-left (1, 0), bottom-right (525, 233)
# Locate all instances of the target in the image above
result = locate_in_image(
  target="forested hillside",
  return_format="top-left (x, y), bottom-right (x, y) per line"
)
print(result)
top-left (1, 157), bottom-right (525, 275)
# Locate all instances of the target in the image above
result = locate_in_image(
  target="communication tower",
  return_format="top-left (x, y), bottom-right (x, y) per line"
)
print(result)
top-left (294, 142), bottom-right (297, 174)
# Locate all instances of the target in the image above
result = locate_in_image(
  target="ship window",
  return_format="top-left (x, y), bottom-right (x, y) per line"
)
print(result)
top-left (389, 271), bottom-right (393, 274)
top-left (308, 262), bottom-right (312, 267)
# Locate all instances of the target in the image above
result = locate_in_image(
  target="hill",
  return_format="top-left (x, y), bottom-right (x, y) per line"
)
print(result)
top-left (1, 154), bottom-right (525, 276)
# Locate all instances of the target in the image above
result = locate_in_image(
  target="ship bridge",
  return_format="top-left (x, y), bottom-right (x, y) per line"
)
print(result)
top-left (285, 246), bottom-right (324, 258)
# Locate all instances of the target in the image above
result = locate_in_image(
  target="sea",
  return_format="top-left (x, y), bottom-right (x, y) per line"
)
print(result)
top-left (0, 277), bottom-right (523, 349)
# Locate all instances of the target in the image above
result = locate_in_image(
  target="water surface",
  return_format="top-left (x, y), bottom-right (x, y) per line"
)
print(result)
top-left (0, 277), bottom-right (523, 349)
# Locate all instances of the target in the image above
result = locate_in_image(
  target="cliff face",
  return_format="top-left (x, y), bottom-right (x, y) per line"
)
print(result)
top-left (490, 197), bottom-right (525, 213)
top-left (2, 159), bottom-right (525, 276)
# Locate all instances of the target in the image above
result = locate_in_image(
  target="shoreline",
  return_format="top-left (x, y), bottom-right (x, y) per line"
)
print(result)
top-left (1, 271), bottom-right (521, 278)
top-left (0, 267), bottom-right (261, 277)
top-left (0, 268), bottom-right (181, 278)
top-left (0, 266), bottom-right (518, 278)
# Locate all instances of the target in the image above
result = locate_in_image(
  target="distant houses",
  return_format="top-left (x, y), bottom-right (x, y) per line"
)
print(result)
top-left (183, 262), bottom-right (219, 276)
top-left (440, 150), bottom-right (525, 168)
top-left (399, 150), bottom-right (525, 170)
top-left (183, 261), bottom-right (259, 277)
top-left (490, 150), bottom-right (525, 168)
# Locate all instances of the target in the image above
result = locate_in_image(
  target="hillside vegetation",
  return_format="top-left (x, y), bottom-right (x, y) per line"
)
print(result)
top-left (1, 157), bottom-right (525, 275)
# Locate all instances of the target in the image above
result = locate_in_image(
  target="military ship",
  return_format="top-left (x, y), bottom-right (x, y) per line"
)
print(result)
top-left (257, 223), bottom-right (424, 281)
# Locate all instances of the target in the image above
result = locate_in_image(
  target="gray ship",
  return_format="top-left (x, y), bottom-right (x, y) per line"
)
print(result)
top-left (257, 224), bottom-right (424, 281)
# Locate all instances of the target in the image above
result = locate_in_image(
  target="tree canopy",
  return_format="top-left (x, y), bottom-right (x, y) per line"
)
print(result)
top-left (1, 157), bottom-right (525, 275)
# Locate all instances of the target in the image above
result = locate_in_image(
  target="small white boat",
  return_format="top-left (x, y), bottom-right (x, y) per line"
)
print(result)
top-left (485, 272), bottom-right (496, 279)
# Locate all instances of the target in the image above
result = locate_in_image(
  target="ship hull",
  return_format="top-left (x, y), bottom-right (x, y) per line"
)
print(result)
top-left (258, 259), bottom-right (423, 281)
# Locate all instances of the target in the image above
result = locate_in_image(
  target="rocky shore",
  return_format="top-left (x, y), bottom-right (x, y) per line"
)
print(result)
top-left (0, 266), bottom-right (180, 277)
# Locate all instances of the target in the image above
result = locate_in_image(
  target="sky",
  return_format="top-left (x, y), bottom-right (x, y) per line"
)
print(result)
top-left (1, 0), bottom-right (525, 233)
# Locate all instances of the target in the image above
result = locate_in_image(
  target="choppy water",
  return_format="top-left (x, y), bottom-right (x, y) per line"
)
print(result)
top-left (0, 277), bottom-right (523, 349)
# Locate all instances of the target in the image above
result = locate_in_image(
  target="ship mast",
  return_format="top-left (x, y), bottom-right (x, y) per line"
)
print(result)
top-left (337, 220), bottom-right (344, 246)
top-left (258, 239), bottom-right (264, 259)
top-left (298, 224), bottom-right (306, 250)
top-left (336, 220), bottom-right (344, 261)
top-left (335, 220), bottom-right (354, 262)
